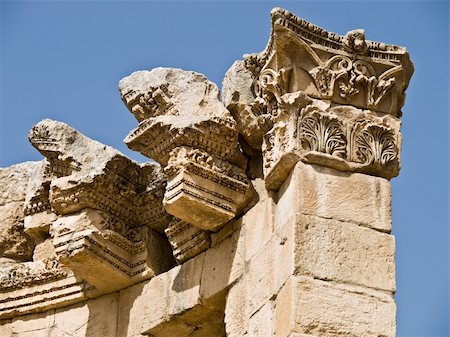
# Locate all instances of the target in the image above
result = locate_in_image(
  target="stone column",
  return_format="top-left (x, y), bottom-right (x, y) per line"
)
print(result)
top-left (222, 8), bottom-right (413, 337)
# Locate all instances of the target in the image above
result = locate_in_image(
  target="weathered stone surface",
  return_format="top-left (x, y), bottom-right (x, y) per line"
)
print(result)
top-left (276, 161), bottom-right (392, 232)
top-left (28, 119), bottom-right (170, 232)
top-left (0, 161), bottom-right (43, 206)
top-left (52, 209), bottom-right (173, 293)
top-left (248, 301), bottom-right (274, 337)
top-left (245, 8), bottom-right (413, 117)
top-left (0, 161), bottom-right (46, 262)
top-left (294, 215), bottom-right (395, 291)
top-left (122, 68), bottom-right (253, 233)
top-left (165, 218), bottom-right (211, 264)
top-left (0, 7), bottom-right (413, 337)
top-left (120, 68), bottom-right (230, 122)
top-left (0, 202), bottom-right (34, 262)
top-left (275, 276), bottom-right (396, 337)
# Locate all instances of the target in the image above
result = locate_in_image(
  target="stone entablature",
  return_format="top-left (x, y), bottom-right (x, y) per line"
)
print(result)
top-left (223, 8), bottom-right (411, 190)
top-left (0, 7), bottom-right (412, 337)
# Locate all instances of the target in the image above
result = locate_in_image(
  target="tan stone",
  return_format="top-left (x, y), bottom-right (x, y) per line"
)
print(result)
top-left (0, 202), bottom-right (34, 262)
top-left (276, 161), bottom-right (392, 232)
top-left (245, 240), bottom-right (275, 317)
top-left (243, 196), bottom-right (274, 261)
top-left (11, 309), bottom-right (55, 334)
top-left (0, 6), bottom-right (413, 337)
top-left (0, 319), bottom-right (12, 337)
top-left (0, 161), bottom-right (43, 206)
top-left (200, 229), bottom-right (244, 309)
top-left (275, 276), bottom-right (396, 337)
top-left (224, 279), bottom-right (248, 337)
top-left (52, 292), bottom-right (118, 337)
top-left (248, 301), bottom-right (274, 337)
top-left (295, 215), bottom-right (395, 291)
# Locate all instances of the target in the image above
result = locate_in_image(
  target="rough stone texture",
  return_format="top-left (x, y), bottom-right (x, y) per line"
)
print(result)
top-left (120, 67), bottom-right (231, 122)
top-left (275, 276), bottom-right (396, 337)
top-left (0, 6), bottom-right (413, 337)
top-left (276, 161), bottom-right (392, 233)
top-left (0, 162), bottom-right (44, 262)
top-left (0, 202), bottom-right (34, 262)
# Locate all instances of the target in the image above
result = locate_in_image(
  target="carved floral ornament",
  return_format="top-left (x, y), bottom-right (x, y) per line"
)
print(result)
top-left (1, 7), bottom-right (412, 320)
top-left (244, 8), bottom-right (413, 117)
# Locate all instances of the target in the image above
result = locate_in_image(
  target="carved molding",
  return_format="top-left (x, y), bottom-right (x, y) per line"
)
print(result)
top-left (244, 8), bottom-right (413, 117)
top-left (165, 218), bottom-right (211, 264)
top-left (299, 108), bottom-right (347, 159)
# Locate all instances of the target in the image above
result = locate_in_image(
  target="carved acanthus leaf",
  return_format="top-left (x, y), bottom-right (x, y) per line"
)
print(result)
top-left (299, 108), bottom-right (347, 159)
top-left (355, 124), bottom-right (397, 166)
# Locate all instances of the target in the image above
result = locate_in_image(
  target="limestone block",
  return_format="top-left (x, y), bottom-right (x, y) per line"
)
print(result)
top-left (275, 276), bottom-right (396, 337)
top-left (28, 119), bottom-right (170, 232)
top-left (121, 68), bottom-right (254, 232)
top-left (164, 163), bottom-right (250, 231)
top-left (118, 273), bottom-right (171, 337)
top-left (52, 209), bottom-right (168, 293)
top-left (165, 218), bottom-right (210, 264)
top-left (24, 211), bottom-right (57, 243)
top-left (0, 161), bottom-right (43, 206)
top-left (52, 292), bottom-right (118, 337)
top-left (222, 60), bottom-right (255, 110)
top-left (0, 319), bottom-right (12, 336)
top-left (200, 229), bottom-right (244, 309)
top-left (242, 196), bottom-right (274, 262)
top-left (224, 280), bottom-right (248, 337)
top-left (10, 309), bottom-right (54, 335)
top-left (120, 67), bottom-right (231, 124)
top-left (245, 240), bottom-right (275, 317)
top-left (32, 237), bottom-right (57, 262)
top-left (0, 202), bottom-right (34, 262)
top-left (0, 267), bottom-right (89, 319)
top-left (121, 68), bottom-right (238, 165)
top-left (248, 301), bottom-right (274, 337)
top-left (167, 252), bottom-right (205, 317)
top-left (276, 161), bottom-right (392, 232)
top-left (274, 201), bottom-right (395, 292)
top-left (296, 215), bottom-right (396, 291)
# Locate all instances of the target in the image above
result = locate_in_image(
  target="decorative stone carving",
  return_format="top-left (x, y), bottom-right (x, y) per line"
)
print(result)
top-left (28, 119), bottom-right (170, 232)
top-left (25, 119), bottom-right (175, 293)
top-left (244, 8), bottom-right (413, 117)
top-left (0, 162), bottom-right (44, 262)
top-left (165, 218), bottom-right (211, 264)
top-left (52, 209), bottom-right (173, 293)
top-left (299, 108), bottom-right (347, 158)
top-left (120, 68), bottom-right (252, 232)
top-left (221, 7), bottom-right (410, 190)
top-left (0, 8), bottom-right (415, 336)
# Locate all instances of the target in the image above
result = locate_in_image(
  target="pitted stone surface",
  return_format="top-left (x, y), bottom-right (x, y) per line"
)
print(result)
top-left (0, 7), bottom-right (413, 337)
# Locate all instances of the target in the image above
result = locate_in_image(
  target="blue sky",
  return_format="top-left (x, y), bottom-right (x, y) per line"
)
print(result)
top-left (1, 1), bottom-right (448, 336)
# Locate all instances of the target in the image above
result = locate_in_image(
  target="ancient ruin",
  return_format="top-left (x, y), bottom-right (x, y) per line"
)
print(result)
top-left (0, 8), bottom-right (413, 337)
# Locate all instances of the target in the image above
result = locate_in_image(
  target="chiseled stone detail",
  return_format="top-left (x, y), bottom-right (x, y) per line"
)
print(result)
top-left (0, 7), bottom-right (413, 337)
top-left (244, 8), bottom-right (413, 117)
top-left (52, 209), bottom-right (173, 293)
top-left (28, 119), bottom-right (170, 232)
top-left (120, 68), bottom-right (252, 232)
top-left (165, 217), bottom-right (211, 264)
top-left (223, 8), bottom-right (410, 190)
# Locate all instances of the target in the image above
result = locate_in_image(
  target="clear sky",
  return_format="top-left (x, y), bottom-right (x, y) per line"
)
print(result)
top-left (1, 1), bottom-right (448, 336)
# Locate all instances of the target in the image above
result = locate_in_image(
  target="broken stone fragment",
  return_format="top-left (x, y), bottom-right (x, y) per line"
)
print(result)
top-left (23, 159), bottom-right (56, 242)
top-left (165, 217), bottom-right (211, 264)
top-left (28, 119), bottom-right (171, 232)
top-left (120, 68), bottom-right (253, 232)
top-left (0, 162), bottom-right (45, 262)
top-left (52, 209), bottom-right (174, 293)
